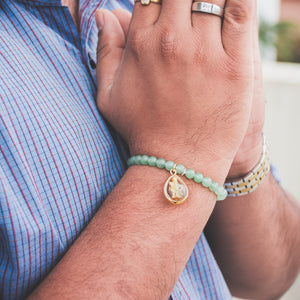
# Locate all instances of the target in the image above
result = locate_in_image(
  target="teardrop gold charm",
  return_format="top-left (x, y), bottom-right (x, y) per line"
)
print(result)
top-left (164, 174), bottom-right (189, 205)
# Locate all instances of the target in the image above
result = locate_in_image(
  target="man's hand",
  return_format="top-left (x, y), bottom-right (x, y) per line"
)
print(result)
top-left (227, 3), bottom-right (265, 178)
top-left (95, 0), bottom-right (255, 183)
top-left (95, 3), bottom-right (265, 182)
top-left (96, 3), bottom-right (265, 181)
top-left (202, 7), bottom-right (300, 298)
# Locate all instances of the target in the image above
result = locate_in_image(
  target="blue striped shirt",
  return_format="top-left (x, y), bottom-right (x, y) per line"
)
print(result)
top-left (0, 0), bottom-right (232, 298)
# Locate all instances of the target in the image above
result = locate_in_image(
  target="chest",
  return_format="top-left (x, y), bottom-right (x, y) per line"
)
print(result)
top-left (0, 0), bottom-right (126, 241)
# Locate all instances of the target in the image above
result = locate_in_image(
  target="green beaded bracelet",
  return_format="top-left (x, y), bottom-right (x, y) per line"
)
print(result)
top-left (127, 155), bottom-right (227, 204)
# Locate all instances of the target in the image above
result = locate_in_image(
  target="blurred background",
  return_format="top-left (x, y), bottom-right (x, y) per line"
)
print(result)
top-left (235, 0), bottom-right (300, 299)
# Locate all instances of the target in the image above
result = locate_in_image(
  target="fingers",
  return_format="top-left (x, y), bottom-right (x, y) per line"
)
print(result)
top-left (222, 0), bottom-right (256, 60)
top-left (131, 1), bottom-right (161, 28)
top-left (191, 0), bottom-right (225, 42)
top-left (131, 0), bottom-right (192, 29)
top-left (252, 4), bottom-right (265, 108)
top-left (95, 9), bottom-right (126, 107)
top-left (159, 0), bottom-right (192, 26)
top-left (252, 2), bottom-right (262, 83)
top-left (112, 9), bottom-right (132, 36)
top-left (253, 14), bottom-right (262, 88)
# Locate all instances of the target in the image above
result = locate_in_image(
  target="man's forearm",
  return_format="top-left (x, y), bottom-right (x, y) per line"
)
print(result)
top-left (205, 172), bottom-right (300, 299)
top-left (29, 161), bottom-right (228, 299)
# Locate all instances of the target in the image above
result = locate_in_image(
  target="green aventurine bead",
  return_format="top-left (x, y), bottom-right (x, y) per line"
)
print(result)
top-left (202, 177), bottom-right (212, 188)
top-left (217, 188), bottom-right (228, 201)
top-left (148, 156), bottom-right (157, 167)
top-left (185, 169), bottom-right (195, 179)
top-left (193, 172), bottom-right (203, 183)
top-left (127, 157), bottom-right (134, 166)
top-left (156, 158), bottom-right (166, 169)
top-left (135, 155), bottom-right (142, 164)
top-left (209, 181), bottom-right (219, 193)
top-left (175, 164), bottom-right (186, 175)
top-left (165, 161), bottom-right (175, 171)
top-left (141, 155), bottom-right (149, 165)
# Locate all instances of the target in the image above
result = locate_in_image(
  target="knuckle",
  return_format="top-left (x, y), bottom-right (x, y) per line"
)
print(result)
top-left (193, 51), bottom-right (208, 65)
top-left (225, 5), bottom-right (251, 26)
top-left (192, 44), bottom-right (208, 65)
top-left (158, 27), bottom-right (179, 60)
top-left (128, 29), bottom-right (148, 58)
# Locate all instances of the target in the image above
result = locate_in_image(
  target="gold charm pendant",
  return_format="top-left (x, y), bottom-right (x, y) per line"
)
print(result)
top-left (164, 169), bottom-right (189, 205)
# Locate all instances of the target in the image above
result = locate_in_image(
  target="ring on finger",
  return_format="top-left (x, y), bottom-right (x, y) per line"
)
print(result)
top-left (192, 2), bottom-right (224, 17)
top-left (135, 0), bottom-right (162, 6)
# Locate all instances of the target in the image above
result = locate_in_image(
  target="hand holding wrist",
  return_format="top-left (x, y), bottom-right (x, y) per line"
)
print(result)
top-left (95, 5), bottom-right (255, 184)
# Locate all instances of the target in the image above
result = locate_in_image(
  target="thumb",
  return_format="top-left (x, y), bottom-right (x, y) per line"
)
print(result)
top-left (95, 9), bottom-right (127, 110)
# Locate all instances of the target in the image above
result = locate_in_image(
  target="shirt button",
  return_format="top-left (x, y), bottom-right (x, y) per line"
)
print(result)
top-left (88, 53), bottom-right (96, 69)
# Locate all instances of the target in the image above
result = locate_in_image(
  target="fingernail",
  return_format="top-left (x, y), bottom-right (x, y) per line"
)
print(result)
top-left (95, 10), bottom-right (104, 31)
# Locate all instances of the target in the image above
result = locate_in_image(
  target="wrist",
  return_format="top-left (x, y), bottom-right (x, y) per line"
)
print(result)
top-left (128, 154), bottom-right (229, 203)
top-left (129, 139), bottom-right (233, 186)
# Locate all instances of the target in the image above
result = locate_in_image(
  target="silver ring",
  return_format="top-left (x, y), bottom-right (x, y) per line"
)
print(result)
top-left (192, 2), bottom-right (224, 17)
